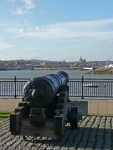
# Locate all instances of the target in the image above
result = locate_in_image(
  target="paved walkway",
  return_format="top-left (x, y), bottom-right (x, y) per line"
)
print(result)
top-left (88, 99), bottom-right (113, 115)
top-left (0, 115), bottom-right (113, 149)
top-left (0, 98), bottom-right (113, 115)
top-left (0, 98), bottom-right (21, 112)
top-left (0, 99), bottom-right (113, 149)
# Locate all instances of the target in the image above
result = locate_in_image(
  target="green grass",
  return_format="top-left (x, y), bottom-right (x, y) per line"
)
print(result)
top-left (88, 113), bottom-right (113, 117)
top-left (0, 112), bottom-right (12, 121)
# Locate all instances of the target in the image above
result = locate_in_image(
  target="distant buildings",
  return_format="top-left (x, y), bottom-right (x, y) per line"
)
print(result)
top-left (79, 56), bottom-right (86, 66)
top-left (105, 64), bottom-right (113, 68)
top-left (0, 58), bottom-right (111, 70)
top-left (71, 56), bottom-right (89, 68)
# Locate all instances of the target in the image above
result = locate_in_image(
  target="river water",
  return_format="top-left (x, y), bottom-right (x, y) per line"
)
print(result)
top-left (0, 69), bottom-right (113, 79)
top-left (0, 69), bottom-right (113, 98)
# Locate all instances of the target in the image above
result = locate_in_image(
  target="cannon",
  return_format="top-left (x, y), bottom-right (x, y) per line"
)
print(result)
top-left (22, 71), bottom-right (69, 108)
top-left (10, 71), bottom-right (79, 137)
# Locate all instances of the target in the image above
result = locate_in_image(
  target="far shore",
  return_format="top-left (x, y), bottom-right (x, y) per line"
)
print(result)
top-left (1, 66), bottom-right (113, 75)
top-left (34, 67), bottom-right (81, 70)
top-left (0, 67), bottom-right (89, 71)
top-left (88, 66), bottom-right (113, 75)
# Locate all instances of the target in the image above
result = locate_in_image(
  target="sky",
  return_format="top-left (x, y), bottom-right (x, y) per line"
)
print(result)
top-left (0, 0), bottom-right (113, 61)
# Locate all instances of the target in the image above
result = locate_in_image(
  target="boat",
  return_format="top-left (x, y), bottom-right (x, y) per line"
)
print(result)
top-left (83, 83), bottom-right (98, 88)
top-left (83, 65), bottom-right (98, 88)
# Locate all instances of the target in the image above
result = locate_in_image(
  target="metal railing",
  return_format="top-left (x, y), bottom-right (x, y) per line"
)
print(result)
top-left (69, 76), bottom-right (113, 98)
top-left (0, 76), bottom-right (27, 98)
top-left (0, 76), bottom-right (113, 98)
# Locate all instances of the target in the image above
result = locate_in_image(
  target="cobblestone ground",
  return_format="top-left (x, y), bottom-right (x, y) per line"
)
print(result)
top-left (0, 116), bottom-right (113, 150)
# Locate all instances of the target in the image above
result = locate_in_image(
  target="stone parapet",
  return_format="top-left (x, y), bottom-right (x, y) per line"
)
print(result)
top-left (70, 100), bottom-right (88, 116)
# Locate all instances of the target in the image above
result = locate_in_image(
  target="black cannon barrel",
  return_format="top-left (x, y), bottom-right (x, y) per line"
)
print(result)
top-left (22, 71), bottom-right (69, 108)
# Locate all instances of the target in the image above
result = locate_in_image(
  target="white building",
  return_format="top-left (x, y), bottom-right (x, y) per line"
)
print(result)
top-left (105, 64), bottom-right (113, 68)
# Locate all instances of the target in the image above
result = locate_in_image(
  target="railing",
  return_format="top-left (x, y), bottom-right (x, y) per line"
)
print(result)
top-left (69, 76), bottom-right (113, 98)
top-left (0, 76), bottom-right (113, 99)
top-left (0, 76), bottom-right (27, 98)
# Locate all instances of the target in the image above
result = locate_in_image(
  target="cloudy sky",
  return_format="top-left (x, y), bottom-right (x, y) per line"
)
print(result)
top-left (0, 0), bottom-right (113, 61)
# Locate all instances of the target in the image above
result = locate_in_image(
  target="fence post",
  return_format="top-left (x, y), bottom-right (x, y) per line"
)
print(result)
top-left (14, 76), bottom-right (16, 98)
top-left (81, 76), bottom-right (84, 99)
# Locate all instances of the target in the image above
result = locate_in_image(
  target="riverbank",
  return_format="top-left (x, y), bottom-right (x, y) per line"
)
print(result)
top-left (0, 67), bottom-right (92, 71)
top-left (89, 66), bottom-right (113, 75)
top-left (34, 67), bottom-right (76, 70)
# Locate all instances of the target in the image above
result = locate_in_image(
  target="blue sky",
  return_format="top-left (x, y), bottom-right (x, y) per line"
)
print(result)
top-left (0, 0), bottom-right (113, 61)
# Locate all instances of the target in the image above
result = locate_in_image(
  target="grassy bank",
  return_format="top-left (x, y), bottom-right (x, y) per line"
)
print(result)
top-left (0, 112), bottom-right (12, 121)
top-left (89, 66), bottom-right (113, 74)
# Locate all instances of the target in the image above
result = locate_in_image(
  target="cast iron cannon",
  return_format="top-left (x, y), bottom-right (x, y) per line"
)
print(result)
top-left (10, 71), bottom-right (79, 137)
top-left (22, 71), bottom-right (69, 108)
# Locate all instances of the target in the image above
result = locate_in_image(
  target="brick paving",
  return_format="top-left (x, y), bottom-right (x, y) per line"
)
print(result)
top-left (0, 98), bottom-right (113, 149)
top-left (0, 116), bottom-right (113, 149)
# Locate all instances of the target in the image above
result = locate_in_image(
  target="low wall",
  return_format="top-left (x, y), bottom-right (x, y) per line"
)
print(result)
top-left (70, 100), bottom-right (88, 116)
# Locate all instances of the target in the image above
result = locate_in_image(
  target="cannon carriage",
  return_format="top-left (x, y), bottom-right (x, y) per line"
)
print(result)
top-left (10, 71), bottom-right (79, 137)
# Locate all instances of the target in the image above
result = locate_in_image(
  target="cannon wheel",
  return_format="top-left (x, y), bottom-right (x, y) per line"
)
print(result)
top-left (70, 106), bottom-right (78, 129)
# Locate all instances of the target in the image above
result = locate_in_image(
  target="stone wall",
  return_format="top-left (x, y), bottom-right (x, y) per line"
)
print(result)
top-left (70, 100), bottom-right (88, 116)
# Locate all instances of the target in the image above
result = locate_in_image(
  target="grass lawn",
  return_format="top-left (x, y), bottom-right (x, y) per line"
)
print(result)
top-left (88, 113), bottom-right (113, 117)
top-left (0, 112), bottom-right (12, 121)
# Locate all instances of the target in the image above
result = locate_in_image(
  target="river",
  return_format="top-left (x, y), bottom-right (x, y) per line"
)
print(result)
top-left (0, 69), bottom-right (113, 79)
top-left (0, 69), bottom-right (113, 98)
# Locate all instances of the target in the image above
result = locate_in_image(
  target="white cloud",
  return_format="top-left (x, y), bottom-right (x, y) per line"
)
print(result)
top-left (9, 0), bottom-right (35, 15)
top-left (9, 7), bottom-right (30, 15)
top-left (109, 40), bottom-right (113, 43)
top-left (10, 8), bottom-right (28, 15)
top-left (16, 8), bottom-right (28, 15)
top-left (5, 18), bottom-right (113, 41)
top-left (35, 26), bottom-right (47, 32)
top-left (24, 19), bottom-right (29, 26)
top-left (6, 27), bottom-right (24, 35)
top-left (22, 0), bottom-right (35, 9)
top-left (0, 39), bottom-right (14, 49)
top-left (40, 11), bottom-right (44, 14)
